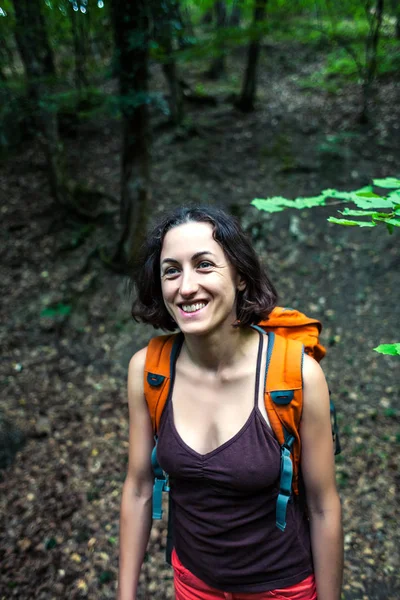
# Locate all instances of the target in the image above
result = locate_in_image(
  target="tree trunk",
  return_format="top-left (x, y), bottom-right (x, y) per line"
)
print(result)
top-left (1, 37), bottom-right (20, 78)
top-left (13, 0), bottom-right (55, 81)
top-left (360, 0), bottom-right (384, 123)
top-left (236, 0), bottom-right (268, 112)
top-left (155, 0), bottom-right (184, 125)
top-left (69, 3), bottom-right (89, 93)
top-left (391, 0), bottom-right (400, 38)
top-left (230, 0), bottom-right (243, 26)
top-left (178, 2), bottom-right (195, 39)
top-left (13, 0), bottom-right (71, 205)
top-left (202, 10), bottom-right (213, 25)
top-left (207, 1), bottom-right (227, 79)
top-left (111, 0), bottom-right (151, 265)
top-left (162, 58), bottom-right (184, 125)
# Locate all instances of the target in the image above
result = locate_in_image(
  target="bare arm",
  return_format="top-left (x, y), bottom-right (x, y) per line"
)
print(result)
top-left (300, 355), bottom-right (343, 600)
top-left (118, 347), bottom-right (154, 600)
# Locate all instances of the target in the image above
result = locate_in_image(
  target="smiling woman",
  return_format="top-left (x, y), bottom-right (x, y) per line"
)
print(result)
top-left (118, 207), bottom-right (343, 600)
top-left (159, 221), bottom-right (247, 336)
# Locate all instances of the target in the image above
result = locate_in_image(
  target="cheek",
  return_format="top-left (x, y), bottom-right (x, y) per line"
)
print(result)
top-left (161, 280), bottom-right (175, 304)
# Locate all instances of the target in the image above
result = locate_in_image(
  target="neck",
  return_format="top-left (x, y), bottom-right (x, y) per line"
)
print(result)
top-left (181, 325), bottom-right (257, 374)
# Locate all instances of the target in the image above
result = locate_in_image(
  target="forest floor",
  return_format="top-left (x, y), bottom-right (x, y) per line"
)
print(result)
top-left (1, 40), bottom-right (400, 600)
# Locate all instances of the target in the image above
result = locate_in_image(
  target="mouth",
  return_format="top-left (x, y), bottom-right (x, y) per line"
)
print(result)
top-left (179, 301), bottom-right (208, 314)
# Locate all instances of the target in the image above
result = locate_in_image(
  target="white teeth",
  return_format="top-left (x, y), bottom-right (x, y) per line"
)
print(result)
top-left (181, 303), bottom-right (206, 313)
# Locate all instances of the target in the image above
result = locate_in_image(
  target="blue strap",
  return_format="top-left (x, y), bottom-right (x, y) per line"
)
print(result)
top-left (276, 439), bottom-right (294, 532)
top-left (330, 396), bottom-right (342, 455)
top-left (151, 444), bottom-right (163, 478)
top-left (151, 441), bottom-right (170, 519)
top-left (152, 478), bottom-right (166, 519)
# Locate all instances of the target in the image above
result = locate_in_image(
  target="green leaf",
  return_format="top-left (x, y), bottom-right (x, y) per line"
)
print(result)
top-left (388, 191), bottom-right (400, 202)
top-left (321, 189), bottom-right (358, 201)
top-left (40, 303), bottom-right (72, 318)
top-left (99, 570), bottom-right (113, 584)
top-left (373, 343), bottom-right (400, 356)
top-left (373, 177), bottom-right (400, 189)
top-left (340, 209), bottom-right (378, 217)
top-left (355, 191), bottom-right (381, 198)
top-left (45, 537), bottom-right (57, 550)
top-left (355, 185), bottom-right (373, 194)
top-left (292, 194), bottom-right (327, 208)
top-left (252, 194), bottom-right (327, 212)
top-left (352, 197), bottom-right (394, 209)
top-left (254, 197), bottom-right (297, 207)
top-left (251, 199), bottom-right (287, 213)
top-left (327, 217), bottom-right (375, 227)
top-left (373, 216), bottom-right (400, 227)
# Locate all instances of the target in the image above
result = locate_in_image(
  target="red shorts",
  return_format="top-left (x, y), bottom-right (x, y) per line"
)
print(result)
top-left (172, 549), bottom-right (317, 600)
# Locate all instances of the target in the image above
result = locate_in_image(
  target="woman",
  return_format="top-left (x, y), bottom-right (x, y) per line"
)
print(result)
top-left (118, 207), bottom-right (343, 600)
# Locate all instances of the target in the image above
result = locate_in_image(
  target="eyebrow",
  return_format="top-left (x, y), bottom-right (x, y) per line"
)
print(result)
top-left (161, 251), bottom-right (215, 265)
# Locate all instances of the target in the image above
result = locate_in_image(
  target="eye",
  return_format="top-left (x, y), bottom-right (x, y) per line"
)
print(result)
top-left (163, 266), bottom-right (180, 277)
top-left (197, 260), bottom-right (213, 270)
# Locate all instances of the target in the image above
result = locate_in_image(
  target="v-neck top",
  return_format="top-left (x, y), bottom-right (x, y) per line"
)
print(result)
top-left (156, 332), bottom-right (313, 593)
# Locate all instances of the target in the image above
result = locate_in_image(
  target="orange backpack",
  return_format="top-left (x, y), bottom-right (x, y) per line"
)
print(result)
top-left (144, 307), bottom-right (339, 542)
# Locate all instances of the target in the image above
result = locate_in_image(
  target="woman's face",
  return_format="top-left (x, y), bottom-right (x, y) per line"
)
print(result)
top-left (160, 221), bottom-right (245, 336)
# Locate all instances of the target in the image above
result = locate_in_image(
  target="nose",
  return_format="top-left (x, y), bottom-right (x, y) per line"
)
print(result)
top-left (179, 268), bottom-right (198, 297)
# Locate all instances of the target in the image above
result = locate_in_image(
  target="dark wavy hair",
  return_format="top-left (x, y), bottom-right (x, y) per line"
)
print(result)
top-left (130, 206), bottom-right (278, 330)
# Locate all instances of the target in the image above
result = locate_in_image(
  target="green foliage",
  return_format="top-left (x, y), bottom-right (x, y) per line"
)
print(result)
top-left (40, 303), bottom-right (72, 318)
top-left (54, 87), bottom-right (108, 119)
top-left (253, 179), bottom-right (400, 232)
top-left (374, 344), bottom-right (400, 356)
top-left (317, 132), bottom-right (357, 158)
top-left (44, 537), bottom-right (57, 550)
top-left (252, 177), bottom-right (399, 356)
top-left (300, 38), bottom-right (400, 92)
top-left (0, 1), bottom-right (15, 45)
top-left (99, 570), bottom-right (113, 584)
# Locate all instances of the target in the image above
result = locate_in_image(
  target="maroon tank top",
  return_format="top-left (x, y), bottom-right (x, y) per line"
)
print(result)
top-left (156, 333), bottom-right (313, 593)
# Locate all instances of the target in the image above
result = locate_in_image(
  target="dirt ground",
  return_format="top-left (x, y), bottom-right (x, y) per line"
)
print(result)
top-left (1, 42), bottom-right (399, 599)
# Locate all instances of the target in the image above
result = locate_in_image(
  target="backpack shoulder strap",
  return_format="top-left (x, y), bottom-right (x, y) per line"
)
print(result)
top-left (264, 333), bottom-right (304, 530)
top-left (144, 333), bottom-right (181, 527)
top-left (144, 333), bottom-right (182, 435)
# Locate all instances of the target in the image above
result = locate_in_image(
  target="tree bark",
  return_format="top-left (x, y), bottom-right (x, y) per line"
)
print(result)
top-left (178, 2), bottom-right (195, 40)
top-left (391, 0), bottom-right (400, 38)
top-left (13, 0), bottom-right (55, 81)
top-left (162, 55), bottom-right (184, 125)
top-left (111, 0), bottom-right (151, 265)
top-left (229, 0), bottom-right (243, 26)
top-left (202, 10), bottom-right (213, 25)
top-left (155, 0), bottom-right (184, 125)
top-left (69, 3), bottom-right (89, 93)
top-left (236, 0), bottom-right (268, 112)
top-left (0, 36), bottom-right (20, 78)
top-left (13, 0), bottom-right (71, 205)
top-left (207, 1), bottom-right (227, 79)
top-left (360, 0), bottom-right (384, 123)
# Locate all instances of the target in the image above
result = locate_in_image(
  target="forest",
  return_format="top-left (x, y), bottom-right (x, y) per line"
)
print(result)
top-left (0, 0), bottom-right (399, 598)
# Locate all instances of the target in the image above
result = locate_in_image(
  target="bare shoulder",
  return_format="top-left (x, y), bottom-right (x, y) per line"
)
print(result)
top-left (128, 346), bottom-right (148, 378)
top-left (302, 353), bottom-right (327, 384)
top-left (302, 353), bottom-right (330, 416)
top-left (127, 346), bottom-right (148, 406)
